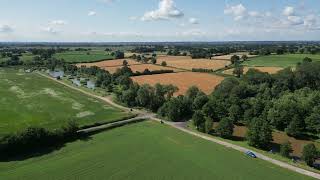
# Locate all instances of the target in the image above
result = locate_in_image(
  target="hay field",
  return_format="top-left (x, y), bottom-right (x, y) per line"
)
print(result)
top-left (132, 72), bottom-right (224, 95)
top-left (224, 67), bottom-right (283, 75)
top-left (212, 54), bottom-right (257, 60)
top-left (157, 56), bottom-right (230, 70)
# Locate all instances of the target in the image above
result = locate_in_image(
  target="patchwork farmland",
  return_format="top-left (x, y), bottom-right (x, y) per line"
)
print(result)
top-left (224, 66), bottom-right (284, 75)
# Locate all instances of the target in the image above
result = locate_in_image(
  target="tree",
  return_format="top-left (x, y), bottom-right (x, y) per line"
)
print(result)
top-left (305, 106), bottom-right (320, 133)
top-left (151, 57), bottom-right (157, 64)
top-left (231, 55), bottom-right (240, 64)
top-left (186, 86), bottom-right (200, 101)
top-left (122, 60), bottom-right (128, 66)
top-left (241, 55), bottom-right (248, 61)
top-left (216, 117), bottom-right (234, 139)
top-left (302, 144), bottom-right (318, 167)
top-left (228, 104), bottom-right (242, 123)
top-left (192, 93), bottom-right (209, 110)
top-left (193, 111), bottom-right (206, 132)
top-left (280, 141), bottom-right (293, 158)
top-left (285, 116), bottom-right (305, 138)
top-left (246, 118), bottom-right (273, 149)
top-left (205, 118), bottom-right (213, 134)
top-left (233, 65), bottom-right (244, 78)
top-left (303, 57), bottom-right (313, 63)
top-left (114, 51), bottom-right (125, 59)
top-left (161, 61), bottom-right (167, 66)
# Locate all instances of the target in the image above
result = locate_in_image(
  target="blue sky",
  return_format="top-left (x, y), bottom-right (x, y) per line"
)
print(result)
top-left (0, 0), bottom-right (320, 42)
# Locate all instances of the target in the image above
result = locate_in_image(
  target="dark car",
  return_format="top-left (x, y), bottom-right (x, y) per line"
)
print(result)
top-left (246, 151), bottom-right (257, 158)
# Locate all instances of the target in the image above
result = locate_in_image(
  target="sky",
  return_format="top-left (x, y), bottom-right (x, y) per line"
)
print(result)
top-left (0, 0), bottom-right (320, 42)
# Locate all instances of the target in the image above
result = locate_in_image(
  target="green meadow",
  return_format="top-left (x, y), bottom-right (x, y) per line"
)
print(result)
top-left (53, 50), bottom-right (114, 63)
top-left (243, 54), bottom-right (320, 67)
top-left (0, 68), bottom-right (130, 137)
top-left (0, 121), bottom-right (313, 180)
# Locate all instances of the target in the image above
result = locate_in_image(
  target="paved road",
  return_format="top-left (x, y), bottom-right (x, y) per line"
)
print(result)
top-left (40, 72), bottom-right (320, 179)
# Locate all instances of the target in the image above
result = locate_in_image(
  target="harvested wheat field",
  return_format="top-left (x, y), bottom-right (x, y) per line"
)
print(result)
top-left (101, 64), bottom-right (183, 74)
top-left (157, 56), bottom-right (230, 70)
top-left (77, 59), bottom-right (140, 68)
top-left (131, 72), bottom-right (225, 95)
top-left (224, 67), bottom-right (283, 75)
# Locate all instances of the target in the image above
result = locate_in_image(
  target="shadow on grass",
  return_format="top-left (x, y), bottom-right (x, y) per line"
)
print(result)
top-left (0, 134), bottom-right (92, 162)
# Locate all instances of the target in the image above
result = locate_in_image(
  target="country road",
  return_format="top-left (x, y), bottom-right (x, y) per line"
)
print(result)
top-left (39, 72), bottom-right (320, 179)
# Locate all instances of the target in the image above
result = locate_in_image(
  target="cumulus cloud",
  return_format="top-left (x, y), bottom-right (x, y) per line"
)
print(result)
top-left (49, 20), bottom-right (67, 25)
top-left (283, 6), bottom-right (295, 16)
top-left (141, 0), bottom-right (184, 21)
top-left (88, 11), bottom-right (97, 16)
top-left (42, 27), bottom-right (59, 34)
top-left (0, 25), bottom-right (14, 33)
top-left (189, 18), bottom-right (199, 24)
top-left (224, 4), bottom-right (246, 21)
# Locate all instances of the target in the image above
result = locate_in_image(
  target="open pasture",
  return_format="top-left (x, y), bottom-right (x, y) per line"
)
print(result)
top-left (131, 72), bottom-right (224, 95)
top-left (0, 68), bottom-right (130, 137)
top-left (157, 56), bottom-right (230, 70)
top-left (0, 121), bottom-right (313, 180)
top-left (54, 50), bottom-right (114, 63)
top-left (224, 66), bottom-right (283, 75)
top-left (242, 54), bottom-right (320, 67)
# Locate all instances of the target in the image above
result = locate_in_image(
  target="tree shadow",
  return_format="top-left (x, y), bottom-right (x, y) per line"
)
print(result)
top-left (230, 136), bottom-right (245, 142)
top-left (0, 133), bottom-right (92, 162)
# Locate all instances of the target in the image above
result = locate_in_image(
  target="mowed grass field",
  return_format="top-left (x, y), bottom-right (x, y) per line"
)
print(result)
top-left (243, 54), bottom-right (320, 67)
top-left (0, 68), bottom-right (130, 137)
top-left (0, 121), bottom-right (313, 180)
top-left (53, 50), bottom-right (114, 63)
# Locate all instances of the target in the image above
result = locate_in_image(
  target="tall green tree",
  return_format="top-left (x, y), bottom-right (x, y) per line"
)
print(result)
top-left (216, 117), bottom-right (234, 139)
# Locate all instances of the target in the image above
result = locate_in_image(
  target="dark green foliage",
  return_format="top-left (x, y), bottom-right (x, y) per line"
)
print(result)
top-left (161, 61), bottom-right (167, 66)
top-left (302, 144), bottom-right (318, 167)
top-left (280, 141), bottom-right (293, 158)
top-left (159, 96), bottom-right (193, 122)
top-left (246, 118), bottom-right (273, 149)
top-left (0, 121), bottom-right (79, 157)
top-left (216, 117), bottom-right (234, 139)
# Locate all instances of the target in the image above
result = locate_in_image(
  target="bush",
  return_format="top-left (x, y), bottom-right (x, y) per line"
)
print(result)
top-left (302, 143), bottom-right (318, 167)
top-left (216, 117), bottom-right (234, 139)
top-left (280, 141), bottom-right (293, 158)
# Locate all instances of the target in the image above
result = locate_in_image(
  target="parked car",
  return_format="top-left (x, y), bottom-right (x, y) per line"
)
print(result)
top-left (246, 151), bottom-right (257, 158)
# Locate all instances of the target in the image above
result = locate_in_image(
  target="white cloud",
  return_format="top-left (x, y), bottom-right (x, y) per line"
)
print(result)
top-left (283, 6), bottom-right (295, 16)
top-left (42, 27), bottom-right (59, 34)
top-left (180, 29), bottom-right (206, 36)
top-left (88, 11), bottom-right (97, 16)
top-left (49, 20), bottom-right (67, 26)
top-left (287, 16), bottom-right (303, 25)
top-left (224, 4), bottom-right (246, 21)
top-left (0, 25), bottom-right (14, 33)
top-left (189, 18), bottom-right (199, 24)
top-left (141, 0), bottom-right (184, 21)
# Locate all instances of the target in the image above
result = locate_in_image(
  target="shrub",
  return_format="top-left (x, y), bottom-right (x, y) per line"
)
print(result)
top-left (280, 141), bottom-right (293, 158)
top-left (302, 144), bottom-right (318, 167)
top-left (216, 117), bottom-right (234, 139)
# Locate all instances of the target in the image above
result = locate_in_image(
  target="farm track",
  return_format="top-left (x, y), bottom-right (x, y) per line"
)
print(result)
top-left (39, 71), bottom-right (320, 179)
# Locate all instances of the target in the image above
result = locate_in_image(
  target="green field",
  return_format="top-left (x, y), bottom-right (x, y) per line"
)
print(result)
top-left (243, 54), bottom-right (320, 67)
top-left (53, 50), bottom-right (114, 63)
top-left (0, 68), bottom-right (130, 137)
top-left (0, 53), bottom-right (35, 63)
top-left (0, 121), bottom-right (313, 180)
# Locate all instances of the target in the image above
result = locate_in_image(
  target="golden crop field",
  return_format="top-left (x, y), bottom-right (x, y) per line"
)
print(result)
top-left (157, 56), bottom-right (230, 70)
top-left (131, 72), bottom-right (225, 95)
